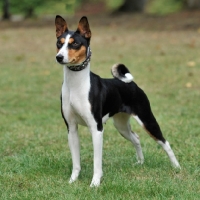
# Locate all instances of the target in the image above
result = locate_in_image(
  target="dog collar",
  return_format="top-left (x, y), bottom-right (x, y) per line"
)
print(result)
top-left (67, 48), bottom-right (92, 71)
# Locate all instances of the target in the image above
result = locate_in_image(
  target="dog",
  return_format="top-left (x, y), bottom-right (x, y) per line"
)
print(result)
top-left (55, 15), bottom-right (180, 187)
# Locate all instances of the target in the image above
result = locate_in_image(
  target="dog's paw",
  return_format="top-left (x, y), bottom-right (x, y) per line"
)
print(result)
top-left (134, 158), bottom-right (144, 165)
top-left (172, 161), bottom-right (181, 170)
top-left (90, 175), bottom-right (102, 187)
top-left (90, 179), bottom-right (100, 187)
top-left (69, 176), bottom-right (78, 184)
top-left (69, 172), bottom-right (80, 184)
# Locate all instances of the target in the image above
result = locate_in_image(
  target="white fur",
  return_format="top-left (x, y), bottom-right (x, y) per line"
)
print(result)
top-left (133, 115), bottom-right (144, 127)
top-left (111, 64), bottom-right (133, 83)
top-left (62, 65), bottom-right (103, 187)
top-left (113, 113), bottom-right (144, 164)
top-left (121, 73), bottom-right (134, 83)
top-left (157, 140), bottom-right (181, 169)
top-left (102, 113), bottom-right (110, 124)
top-left (59, 34), bottom-right (103, 187)
top-left (57, 34), bottom-right (71, 63)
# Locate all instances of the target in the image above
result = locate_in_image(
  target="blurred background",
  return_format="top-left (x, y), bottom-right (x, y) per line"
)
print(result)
top-left (1, 0), bottom-right (200, 21)
top-left (0, 1), bottom-right (200, 198)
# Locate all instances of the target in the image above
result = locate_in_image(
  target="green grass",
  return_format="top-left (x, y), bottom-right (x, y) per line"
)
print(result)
top-left (147, 0), bottom-right (183, 15)
top-left (0, 16), bottom-right (200, 199)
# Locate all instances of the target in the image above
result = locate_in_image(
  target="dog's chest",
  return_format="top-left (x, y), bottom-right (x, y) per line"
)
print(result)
top-left (61, 69), bottom-right (92, 125)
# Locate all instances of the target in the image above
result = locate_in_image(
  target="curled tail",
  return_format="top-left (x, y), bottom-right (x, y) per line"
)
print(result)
top-left (111, 63), bottom-right (134, 83)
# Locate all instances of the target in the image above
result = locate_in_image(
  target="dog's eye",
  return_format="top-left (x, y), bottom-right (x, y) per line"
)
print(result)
top-left (72, 42), bottom-right (79, 47)
top-left (68, 40), bottom-right (81, 49)
top-left (57, 40), bottom-right (63, 49)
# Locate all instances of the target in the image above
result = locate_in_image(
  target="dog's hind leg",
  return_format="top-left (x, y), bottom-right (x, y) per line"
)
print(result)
top-left (68, 123), bottom-right (81, 183)
top-left (113, 113), bottom-right (144, 164)
top-left (157, 140), bottom-right (181, 168)
top-left (133, 114), bottom-right (180, 169)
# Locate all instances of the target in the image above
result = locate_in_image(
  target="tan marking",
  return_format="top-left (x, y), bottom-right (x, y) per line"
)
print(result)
top-left (143, 127), bottom-right (158, 141)
top-left (55, 16), bottom-right (68, 38)
top-left (68, 38), bottom-right (74, 44)
top-left (68, 46), bottom-right (87, 64)
top-left (133, 114), bottom-right (158, 141)
top-left (60, 38), bottom-right (65, 44)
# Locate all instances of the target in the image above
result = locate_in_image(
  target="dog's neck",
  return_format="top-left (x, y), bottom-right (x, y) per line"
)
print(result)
top-left (62, 46), bottom-right (91, 92)
top-left (63, 62), bottom-right (91, 92)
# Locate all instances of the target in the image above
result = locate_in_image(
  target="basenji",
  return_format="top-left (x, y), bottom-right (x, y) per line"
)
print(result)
top-left (55, 15), bottom-right (180, 187)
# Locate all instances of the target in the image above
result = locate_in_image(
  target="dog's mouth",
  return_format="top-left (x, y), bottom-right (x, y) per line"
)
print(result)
top-left (56, 59), bottom-right (78, 66)
top-left (56, 48), bottom-right (91, 71)
top-left (56, 55), bottom-right (77, 65)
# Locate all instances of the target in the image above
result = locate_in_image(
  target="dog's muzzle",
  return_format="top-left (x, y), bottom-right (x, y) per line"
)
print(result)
top-left (56, 48), bottom-right (92, 71)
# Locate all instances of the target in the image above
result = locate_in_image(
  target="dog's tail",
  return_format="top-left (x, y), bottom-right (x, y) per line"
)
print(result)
top-left (111, 64), bottom-right (134, 83)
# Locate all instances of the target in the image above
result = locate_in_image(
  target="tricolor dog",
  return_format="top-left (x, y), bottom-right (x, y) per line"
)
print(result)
top-left (55, 16), bottom-right (180, 187)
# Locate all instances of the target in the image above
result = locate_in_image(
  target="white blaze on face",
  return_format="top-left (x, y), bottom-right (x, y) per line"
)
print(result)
top-left (57, 34), bottom-right (71, 64)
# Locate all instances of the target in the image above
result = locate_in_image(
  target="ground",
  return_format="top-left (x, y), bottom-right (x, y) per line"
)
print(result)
top-left (0, 8), bottom-right (200, 200)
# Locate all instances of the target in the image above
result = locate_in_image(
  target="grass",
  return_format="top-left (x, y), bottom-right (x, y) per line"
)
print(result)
top-left (0, 14), bottom-right (200, 199)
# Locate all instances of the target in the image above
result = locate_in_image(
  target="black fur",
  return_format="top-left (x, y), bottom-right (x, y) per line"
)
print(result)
top-left (89, 72), bottom-right (165, 142)
top-left (111, 63), bottom-right (130, 79)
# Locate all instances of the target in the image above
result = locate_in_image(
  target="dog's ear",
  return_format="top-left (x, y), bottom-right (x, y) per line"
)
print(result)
top-left (76, 16), bottom-right (91, 39)
top-left (55, 15), bottom-right (68, 38)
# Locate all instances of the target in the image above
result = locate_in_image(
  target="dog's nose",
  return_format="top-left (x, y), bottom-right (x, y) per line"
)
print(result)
top-left (56, 54), bottom-right (64, 63)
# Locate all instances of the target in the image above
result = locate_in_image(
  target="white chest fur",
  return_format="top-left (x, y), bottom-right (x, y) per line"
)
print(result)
top-left (61, 65), bottom-right (91, 126)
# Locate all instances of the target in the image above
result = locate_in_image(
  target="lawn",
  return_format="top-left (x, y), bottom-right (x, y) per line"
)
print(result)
top-left (0, 13), bottom-right (200, 199)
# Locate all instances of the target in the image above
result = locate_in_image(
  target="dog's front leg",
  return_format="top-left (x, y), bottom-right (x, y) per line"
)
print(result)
top-left (68, 124), bottom-right (81, 184)
top-left (90, 128), bottom-right (104, 187)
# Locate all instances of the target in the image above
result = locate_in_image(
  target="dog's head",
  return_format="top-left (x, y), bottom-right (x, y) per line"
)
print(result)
top-left (55, 16), bottom-right (91, 68)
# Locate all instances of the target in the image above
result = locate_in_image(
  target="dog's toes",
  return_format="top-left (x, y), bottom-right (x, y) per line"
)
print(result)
top-left (172, 161), bottom-right (181, 170)
top-left (134, 160), bottom-right (144, 166)
top-left (69, 175), bottom-right (79, 184)
top-left (90, 180), bottom-right (100, 187)
top-left (90, 177), bottom-right (102, 187)
top-left (69, 169), bottom-right (80, 184)
top-left (69, 177), bottom-right (76, 184)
